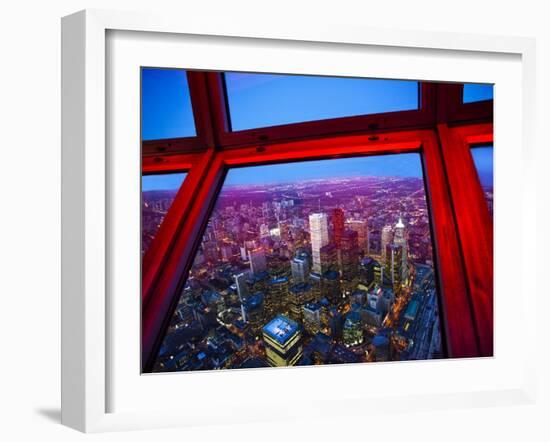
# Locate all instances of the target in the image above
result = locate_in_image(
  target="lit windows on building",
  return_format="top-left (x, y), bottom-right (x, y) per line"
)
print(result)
top-left (262, 315), bottom-right (303, 367)
top-left (303, 302), bottom-right (322, 335)
top-left (343, 311), bottom-right (364, 347)
top-left (309, 213), bottom-right (329, 274)
top-left (291, 255), bottom-right (309, 284)
top-left (266, 276), bottom-right (290, 318)
top-left (385, 243), bottom-right (404, 292)
top-left (288, 283), bottom-right (315, 323)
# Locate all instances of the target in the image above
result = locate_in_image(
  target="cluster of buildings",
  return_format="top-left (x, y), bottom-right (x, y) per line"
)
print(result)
top-left (150, 176), bottom-right (442, 372)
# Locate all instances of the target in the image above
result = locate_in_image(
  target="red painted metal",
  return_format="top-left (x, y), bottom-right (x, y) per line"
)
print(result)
top-left (437, 123), bottom-right (494, 356)
top-left (437, 83), bottom-right (493, 124)
top-left (207, 74), bottom-right (438, 149)
top-left (142, 153), bottom-right (226, 370)
top-left (142, 148), bottom-right (215, 308)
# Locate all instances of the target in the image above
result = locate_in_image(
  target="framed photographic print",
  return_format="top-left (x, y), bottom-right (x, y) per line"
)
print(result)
top-left (61, 9), bottom-right (536, 433)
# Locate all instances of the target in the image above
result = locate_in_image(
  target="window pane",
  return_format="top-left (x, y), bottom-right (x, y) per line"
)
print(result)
top-left (225, 73), bottom-right (420, 131)
top-left (470, 146), bottom-right (494, 215)
top-left (149, 153), bottom-right (446, 373)
top-left (142, 173), bottom-right (187, 255)
top-left (141, 68), bottom-right (196, 140)
top-left (463, 83), bottom-right (494, 103)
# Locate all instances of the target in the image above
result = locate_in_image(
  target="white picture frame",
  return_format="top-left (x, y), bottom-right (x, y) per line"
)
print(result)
top-left (61, 9), bottom-right (537, 433)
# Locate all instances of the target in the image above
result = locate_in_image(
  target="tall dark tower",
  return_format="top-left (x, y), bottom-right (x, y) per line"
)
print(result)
top-left (332, 208), bottom-right (345, 249)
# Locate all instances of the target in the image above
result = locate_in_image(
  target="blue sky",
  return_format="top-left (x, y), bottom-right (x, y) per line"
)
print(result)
top-left (224, 73), bottom-right (419, 131)
top-left (141, 70), bottom-right (493, 190)
top-left (470, 146), bottom-right (493, 187)
top-left (142, 172), bottom-right (187, 191)
top-left (463, 83), bottom-right (494, 103)
top-left (141, 69), bottom-right (196, 140)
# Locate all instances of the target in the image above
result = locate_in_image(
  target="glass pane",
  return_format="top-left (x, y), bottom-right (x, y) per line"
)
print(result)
top-left (225, 73), bottom-right (420, 131)
top-left (142, 173), bottom-right (187, 255)
top-left (470, 146), bottom-right (494, 215)
top-left (141, 68), bottom-right (196, 140)
top-left (463, 83), bottom-right (494, 103)
top-left (149, 153), bottom-right (447, 373)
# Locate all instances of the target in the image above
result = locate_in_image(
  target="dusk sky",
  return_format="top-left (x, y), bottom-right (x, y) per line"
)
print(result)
top-left (471, 145), bottom-right (494, 187)
top-left (223, 154), bottom-right (423, 187)
top-left (141, 69), bottom-right (493, 191)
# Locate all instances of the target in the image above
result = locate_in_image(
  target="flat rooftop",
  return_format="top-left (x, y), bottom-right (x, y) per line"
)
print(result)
top-left (263, 315), bottom-right (300, 344)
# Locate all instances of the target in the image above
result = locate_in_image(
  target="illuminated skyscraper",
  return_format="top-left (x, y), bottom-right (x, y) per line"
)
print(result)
top-left (266, 276), bottom-right (290, 318)
top-left (234, 272), bottom-right (249, 321)
top-left (381, 225), bottom-right (393, 261)
top-left (248, 248), bottom-right (267, 274)
top-left (385, 243), bottom-right (403, 290)
top-left (288, 282), bottom-right (315, 322)
top-left (244, 292), bottom-right (265, 335)
top-left (309, 213), bottom-right (329, 274)
top-left (332, 208), bottom-right (345, 248)
top-left (262, 315), bottom-right (303, 367)
top-left (233, 272), bottom-right (249, 300)
top-left (291, 255), bottom-right (309, 284)
top-left (393, 218), bottom-right (408, 278)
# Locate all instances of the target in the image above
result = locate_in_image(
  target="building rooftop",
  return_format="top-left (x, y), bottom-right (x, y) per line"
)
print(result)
top-left (323, 270), bottom-right (340, 280)
top-left (263, 315), bottom-right (300, 344)
top-left (268, 276), bottom-right (289, 285)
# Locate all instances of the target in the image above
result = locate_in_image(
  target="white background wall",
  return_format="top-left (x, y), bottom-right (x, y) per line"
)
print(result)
top-left (0, 0), bottom-right (548, 440)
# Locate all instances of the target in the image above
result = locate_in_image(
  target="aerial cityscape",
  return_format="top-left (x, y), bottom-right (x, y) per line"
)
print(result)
top-left (141, 153), bottom-right (460, 372)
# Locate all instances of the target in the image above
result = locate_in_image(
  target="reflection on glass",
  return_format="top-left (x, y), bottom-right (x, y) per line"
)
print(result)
top-left (141, 69), bottom-right (196, 140)
top-left (470, 146), bottom-right (494, 215)
top-left (142, 173), bottom-right (187, 255)
top-left (150, 153), bottom-right (445, 373)
top-left (463, 83), bottom-right (494, 103)
top-left (225, 73), bottom-right (419, 131)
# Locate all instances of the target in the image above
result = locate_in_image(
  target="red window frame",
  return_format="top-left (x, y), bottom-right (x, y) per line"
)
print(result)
top-left (140, 70), bottom-right (494, 372)
top-left (437, 123), bottom-right (494, 356)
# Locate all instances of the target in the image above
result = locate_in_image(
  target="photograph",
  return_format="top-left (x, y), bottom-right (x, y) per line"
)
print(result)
top-left (141, 70), bottom-right (494, 373)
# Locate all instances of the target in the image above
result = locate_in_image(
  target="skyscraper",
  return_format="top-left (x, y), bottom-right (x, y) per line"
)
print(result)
top-left (291, 255), bottom-right (309, 284)
top-left (332, 208), bottom-right (345, 248)
top-left (385, 243), bottom-right (403, 290)
top-left (393, 218), bottom-right (408, 278)
top-left (288, 282), bottom-right (315, 322)
top-left (340, 229), bottom-right (360, 289)
top-left (381, 225), bottom-right (393, 261)
top-left (233, 272), bottom-right (249, 300)
top-left (262, 315), bottom-right (303, 367)
top-left (266, 276), bottom-right (290, 318)
top-left (346, 219), bottom-right (369, 256)
top-left (309, 213), bottom-right (329, 274)
top-left (248, 248), bottom-right (267, 274)
top-left (320, 243), bottom-right (338, 274)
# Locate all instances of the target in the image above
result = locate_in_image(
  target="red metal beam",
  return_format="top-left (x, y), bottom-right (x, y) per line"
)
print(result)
top-left (437, 123), bottom-right (494, 356)
top-left (142, 153), bottom-right (226, 371)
